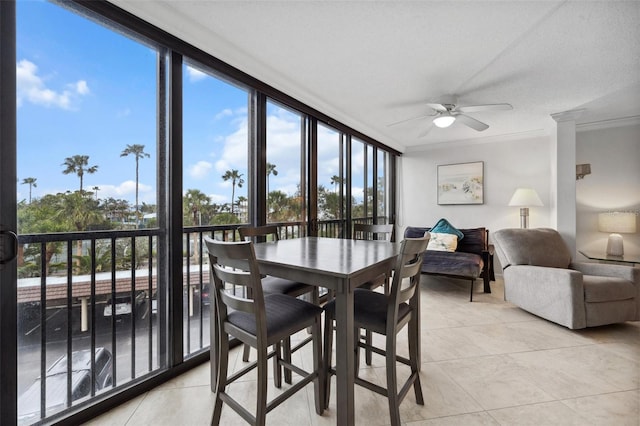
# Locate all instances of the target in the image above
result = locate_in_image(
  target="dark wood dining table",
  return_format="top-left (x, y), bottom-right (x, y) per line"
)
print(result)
top-left (252, 236), bottom-right (399, 425)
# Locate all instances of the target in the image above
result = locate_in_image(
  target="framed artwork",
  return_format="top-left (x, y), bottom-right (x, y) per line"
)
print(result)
top-left (437, 161), bottom-right (484, 205)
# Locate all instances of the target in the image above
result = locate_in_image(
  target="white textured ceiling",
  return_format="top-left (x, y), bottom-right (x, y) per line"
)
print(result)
top-left (111, 0), bottom-right (640, 153)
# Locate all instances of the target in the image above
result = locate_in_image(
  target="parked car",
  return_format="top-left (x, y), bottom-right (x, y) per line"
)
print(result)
top-left (151, 290), bottom-right (157, 315)
top-left (201, 284), bottom-right (210, 306)
top-left (18, 348), bottom-right (113, 423)
top-left (103, 291), bottom-right (146, 317)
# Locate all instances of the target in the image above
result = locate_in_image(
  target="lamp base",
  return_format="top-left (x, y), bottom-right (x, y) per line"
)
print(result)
top-left (519, 207), bottom-right (530, 229)
top-left (606, 233), bottom-right (624, 256)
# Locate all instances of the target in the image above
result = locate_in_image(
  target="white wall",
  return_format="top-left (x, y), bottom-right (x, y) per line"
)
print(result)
top-left (576, 120), bottom-right (640, 257)
top-left (399, 134), bottom-right (552, 250)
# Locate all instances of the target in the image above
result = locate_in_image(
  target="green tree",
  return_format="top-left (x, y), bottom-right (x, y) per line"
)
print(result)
top-left (184, 189), bottom-right (210, 226)
top-left (318, 184), bottom-right (341, 220)
top-left (102, 197), bottom-right (131, 224)
top-left (120, 144), bottom-right (150, 224)
top-left (62, 155), bottom-right (98, 192)
top-left (266, 162), bottom-right (278, 195)
top-left (330, 175), bottom-right (342, 193)
top-left (222, 169), bottom-right (244, 214)
top-left (17, 196), bottom-right (67, 276)
top-left (92, 186), bottom-right (100, 200)
top-left (57, 191), bottom-right (105, 256)
top-left (21, 177), bottom-right (37, 204)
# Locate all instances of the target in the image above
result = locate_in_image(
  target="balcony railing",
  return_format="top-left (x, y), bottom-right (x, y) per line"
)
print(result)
top-left (15, 217), bottom-right (383, 423)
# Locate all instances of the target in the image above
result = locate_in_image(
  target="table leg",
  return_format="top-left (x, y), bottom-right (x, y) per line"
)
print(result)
top-left (334, 278), bottom-right (355, 425)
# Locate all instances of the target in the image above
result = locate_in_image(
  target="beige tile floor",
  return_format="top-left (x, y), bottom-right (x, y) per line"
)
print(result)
top-left (87, 275), bottom-right (640, 425)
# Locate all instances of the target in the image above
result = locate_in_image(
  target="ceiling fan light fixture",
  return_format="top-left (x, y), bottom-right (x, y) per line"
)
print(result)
top-left (433, 112), bottom-right (456, 128)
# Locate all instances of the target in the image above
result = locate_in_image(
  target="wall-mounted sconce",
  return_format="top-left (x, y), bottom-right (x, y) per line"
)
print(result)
top-left (576, 164), bottom-right (591, 180)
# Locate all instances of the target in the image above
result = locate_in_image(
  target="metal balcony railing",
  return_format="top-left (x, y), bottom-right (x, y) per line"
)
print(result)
top-left (14, 217), bottom-right (383, 423)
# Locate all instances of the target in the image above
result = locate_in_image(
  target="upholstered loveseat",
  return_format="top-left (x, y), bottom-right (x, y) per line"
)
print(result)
top-left (493, 228), bottom-right (640, 329)
top-left (404, 224), bottom-right (494, 301)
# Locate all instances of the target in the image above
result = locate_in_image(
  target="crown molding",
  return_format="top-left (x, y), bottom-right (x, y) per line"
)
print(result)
top-left (404, 128), bottom-right (549, 154)
top-left (576, 115), bottom-right (640, 132)
top-left (550, 109), bottom-right (586, 123)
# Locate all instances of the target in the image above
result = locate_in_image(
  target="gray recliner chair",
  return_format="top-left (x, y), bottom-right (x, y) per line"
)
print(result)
top-left (493, 228), bottom-right (640, 329)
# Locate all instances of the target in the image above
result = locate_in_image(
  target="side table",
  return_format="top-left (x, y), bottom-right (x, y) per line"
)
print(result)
top-left (579, 250), bottom-right (640, 267)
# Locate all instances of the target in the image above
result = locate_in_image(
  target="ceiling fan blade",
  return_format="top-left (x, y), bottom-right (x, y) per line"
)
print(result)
top-left (426, 103), bottom-right (448, 113)
top-left (457, 103), bottom-right (513, 113)
top-left (418, 123), bottom-right (434, 138)
top-left (455, 113), bottom-right (489, 131)
top-left (386, 113), bottom-right (432, 127)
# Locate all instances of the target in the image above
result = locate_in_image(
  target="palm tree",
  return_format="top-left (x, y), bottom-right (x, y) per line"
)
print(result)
top-left (184, 189), bottom-right (210, 226)
top-left (92, 186), bottom-right (100, 200)
top-left (266, 162), bottom-right (278, 195)
top-left (222, 169), bottom-right (244, 214)
top-left (21, 177), bottom-right (37, 203)
top-left (120, 144), bottom-right (150, 223)
top-left (62, 155), bottom-right (98, 192)
top-left (330, 175), bottom-right (342, 193)
top-left (236, 195), bottom-right (248, 223)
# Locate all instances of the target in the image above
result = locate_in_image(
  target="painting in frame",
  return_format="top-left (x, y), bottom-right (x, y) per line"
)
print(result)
top-left (437, 161), bottom-right (484, 205)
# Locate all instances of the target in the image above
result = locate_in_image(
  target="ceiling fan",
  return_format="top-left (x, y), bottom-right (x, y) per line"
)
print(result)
top-left (388, 96), bottom-right (513, 132)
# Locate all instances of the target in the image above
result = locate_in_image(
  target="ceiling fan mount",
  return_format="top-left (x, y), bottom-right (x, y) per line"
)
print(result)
top-left (388, 95), bottom-right (513, 133)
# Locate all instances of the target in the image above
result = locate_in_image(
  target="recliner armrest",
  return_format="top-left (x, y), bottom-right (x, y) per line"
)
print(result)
top-left (504, 265), bottom-right (587, 329)
top-left (506, 265), bottom-right (584, 291)
top-left (570, 262), bottom-right (640, 285)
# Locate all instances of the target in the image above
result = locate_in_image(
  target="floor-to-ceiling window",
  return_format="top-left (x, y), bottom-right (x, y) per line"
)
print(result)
top-left (181, 59), bottom-right (249, 356)
top-left (1, 0), bottom-right (399, 423)
top-left (15, 1), bottom-right (166, 423)
top-left (265, 100), bottom-right (307, 232)
top-left (317, 123), bottom-right (345, 237)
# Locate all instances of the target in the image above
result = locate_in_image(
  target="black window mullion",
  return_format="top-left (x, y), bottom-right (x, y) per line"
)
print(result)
top-left (130, 236), bottom-right (136, 378)
top-left (90, 238), bottom-right (97, 396)
top-left (148, 235), bottom-right (153, 371)
top-left (157, 47), bottom-right (169, 369)
top-left (252, 91), bottom-right (267, 227)
top-left (168, 49), bottom-right (184, 367)
top-left (345, 135), bottom-right (353, 238)
top-left (372, 147), bottom-right (378, 224)
top-left (110, 237), bottom-right (117, 386)
top-left (308, 118), bottom-right (318, 237)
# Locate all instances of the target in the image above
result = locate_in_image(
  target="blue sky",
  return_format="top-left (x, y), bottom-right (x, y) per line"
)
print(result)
top-left (16, 0), bottom-right (366, 207)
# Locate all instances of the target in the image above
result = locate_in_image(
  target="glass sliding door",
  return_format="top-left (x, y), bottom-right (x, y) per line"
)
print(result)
top-left (351, 138), bottom-right (366, 228)
top-left (15, 1), bottom-right (166, 423)
top-left (377, 149), bottom-right (390, 224)
top-left (316, 123), bottom-right (345, 237)
top-left (265, 100), bottom-right (307, 236)
top-left (0, 1), bottom-right (18, 423)
top-left (181, 59), bottom-right (249, 357)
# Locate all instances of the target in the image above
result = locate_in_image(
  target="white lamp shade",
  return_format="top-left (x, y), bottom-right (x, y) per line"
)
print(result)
top-left (433, 113), bottom-right (456, 128)
top-left (598, 212), bottom-right (637, 233)
top-left (508, 188), bottom-right (543, 207)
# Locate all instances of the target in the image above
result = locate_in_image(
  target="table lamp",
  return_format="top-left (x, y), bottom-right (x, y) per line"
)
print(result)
top-left (598, 212), bottom-right (637, 256)
top-left (508, 188), bottom-right (543, 229)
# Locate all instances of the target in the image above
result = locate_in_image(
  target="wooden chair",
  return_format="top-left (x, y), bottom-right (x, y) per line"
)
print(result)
top-left (323, 234), bottom-right (430, 426)
top-left (353, 223), bottom-right (394, 364)
top-left (353, 223), bottom-right (394, 292)
top-left (237, 225), bottom-right (319, 383)
top-left (205, 238), bottom-right (324, 425)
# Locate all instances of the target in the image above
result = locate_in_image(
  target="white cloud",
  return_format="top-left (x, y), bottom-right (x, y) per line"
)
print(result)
top-left (16, 59), bottom-right (89, 109)
top-left (188, 161), bottom-right (213, 179)
top-left (186, 65), bottom-right (207, 82)
top-left (74, 80), bottom-right (90, 95)
top-left (96, 181), bottom-right (152, 199)
top-left (214, 108), bottom-right (233, 121)
top-left (208, 193), bottom-right (227, 204)
top-left (214, 117), bottom-right (249, 173)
